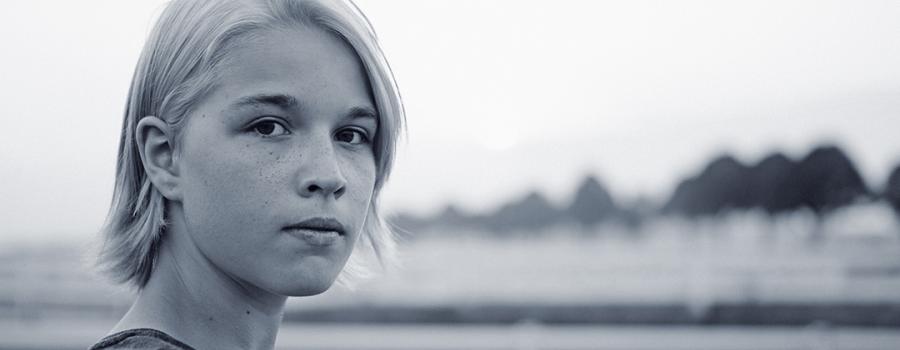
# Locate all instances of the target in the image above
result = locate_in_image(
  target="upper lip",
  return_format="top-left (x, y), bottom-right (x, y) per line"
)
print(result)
top-left (284, 217), bottom-right (346, 235)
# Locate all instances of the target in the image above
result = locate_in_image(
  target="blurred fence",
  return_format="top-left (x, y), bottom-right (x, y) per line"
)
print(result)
top-left (3, 205), bottom-right (900, 324)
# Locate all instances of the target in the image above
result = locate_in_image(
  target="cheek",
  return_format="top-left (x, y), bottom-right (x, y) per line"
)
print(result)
top-left (180, 140), bottom-right (286, 238)
top-left (342, 152), bottom-right (378, 227)
top-left (347, 153), bottom-right (377, 200)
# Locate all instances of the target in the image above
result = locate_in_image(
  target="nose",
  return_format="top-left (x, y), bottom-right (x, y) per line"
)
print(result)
top-left (297, 139), bottom-right (347, 200)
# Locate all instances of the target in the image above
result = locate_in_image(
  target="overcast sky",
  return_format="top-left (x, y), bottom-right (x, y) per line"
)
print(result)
top-left (1, 0), bottom-right (899, 241)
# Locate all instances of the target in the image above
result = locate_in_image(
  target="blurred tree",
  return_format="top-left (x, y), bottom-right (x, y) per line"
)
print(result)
top-left (785, 145), bottom-right (870, 243)
top-left (750, 153), bottom-right (795, 214)
top-left (566, 176), bottom-right (619, 227)
top-left (389, 212), bottom-right (428, 236)
top-left (431, 204), bottom-right (471, 228)
top-left (885, 165), bottom-right (900, 214)
top-left (663, 145), bottom-right (869, 220)
top-left (664, 155), bottom-right (752, 216)
top-left (788, 145), bottom-right (869, 214)
top-left (486, 191), bottom-right (562, 232)
top-left (389, 204), bottom-right (478, 238)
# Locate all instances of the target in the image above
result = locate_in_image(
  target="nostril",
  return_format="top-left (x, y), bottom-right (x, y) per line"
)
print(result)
top-left (305, 182), bottom-right (345, 198)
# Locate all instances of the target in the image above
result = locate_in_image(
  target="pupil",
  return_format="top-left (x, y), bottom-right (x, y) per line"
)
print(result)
top-left (257, 123), bottom-right (275, 134)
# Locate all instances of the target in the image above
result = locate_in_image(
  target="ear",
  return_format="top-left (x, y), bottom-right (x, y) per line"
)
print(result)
top-left (136, 116), bottom-right (182, 201)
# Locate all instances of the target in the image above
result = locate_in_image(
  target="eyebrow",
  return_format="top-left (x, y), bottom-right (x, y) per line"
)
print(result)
top-left (346, 106), bottom-right (378, 121)
top-left (232, 93), bottom-right (299, 110)
top-left (232, 92), bottom-right (377, 122)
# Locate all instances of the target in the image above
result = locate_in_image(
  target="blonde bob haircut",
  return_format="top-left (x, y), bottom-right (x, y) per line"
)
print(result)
top-left (98, 0), bottom-right (404, 290)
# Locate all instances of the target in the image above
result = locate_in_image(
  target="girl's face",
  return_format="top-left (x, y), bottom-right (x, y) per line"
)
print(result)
top-left (174, 26), bottom-right (377, 296)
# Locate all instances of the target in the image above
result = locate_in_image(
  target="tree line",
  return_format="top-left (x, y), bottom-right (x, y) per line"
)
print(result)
top-left (393, 145), bottom-right (900, 234)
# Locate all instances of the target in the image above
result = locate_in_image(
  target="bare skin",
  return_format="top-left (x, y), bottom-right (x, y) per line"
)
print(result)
top-left (110, 25), bottom-right (377, 350)
top-left (111, 211), bottom-right (285, 350)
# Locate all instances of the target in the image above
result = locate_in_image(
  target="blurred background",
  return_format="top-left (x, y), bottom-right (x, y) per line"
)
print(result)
top-left (2, 0), bottom-right (899, 349)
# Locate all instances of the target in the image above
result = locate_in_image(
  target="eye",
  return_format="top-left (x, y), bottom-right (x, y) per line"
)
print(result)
top-left (250, 120), bottom-right (289, 137)
top-left (335, 128), bottom-right (370, 145)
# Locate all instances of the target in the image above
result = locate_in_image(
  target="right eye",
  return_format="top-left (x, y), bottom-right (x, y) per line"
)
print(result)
top-left (250, 120), bottom-right (289, 137)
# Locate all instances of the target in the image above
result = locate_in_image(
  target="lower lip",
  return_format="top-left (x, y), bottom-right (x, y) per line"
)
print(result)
top-left (286, 229), bottom-right (343, 247)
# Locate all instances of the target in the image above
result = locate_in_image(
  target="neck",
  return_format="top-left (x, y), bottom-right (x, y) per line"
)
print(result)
top-left (113, 213), bottom-right (287, 350)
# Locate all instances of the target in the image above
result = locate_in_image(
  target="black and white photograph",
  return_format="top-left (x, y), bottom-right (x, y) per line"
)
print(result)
top-left (1, 1), bottom-right (899, 349)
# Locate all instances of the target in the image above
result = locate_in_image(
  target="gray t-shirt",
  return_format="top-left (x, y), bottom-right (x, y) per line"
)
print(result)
top-left (89, 329), bottom-right (196, 350)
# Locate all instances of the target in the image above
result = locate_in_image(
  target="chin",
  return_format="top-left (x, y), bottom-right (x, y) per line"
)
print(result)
top-left (284, 282), bottom-right (334, 297)
top-left (271, 271), bottom-right (339, 297)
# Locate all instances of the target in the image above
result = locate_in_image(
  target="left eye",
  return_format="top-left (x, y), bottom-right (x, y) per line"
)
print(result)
top-left (251, 120), bottom-right (289, 137)
top-left (335, 129), bottom-right (369, 144)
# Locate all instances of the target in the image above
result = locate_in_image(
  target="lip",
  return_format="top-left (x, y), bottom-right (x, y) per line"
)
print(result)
top-left (283, 217), bottom-right (346, 236)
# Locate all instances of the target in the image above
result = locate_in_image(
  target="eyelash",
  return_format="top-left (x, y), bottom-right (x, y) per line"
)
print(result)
top-left (249, 119), bottom-right (290, 137)
top-left (335, 128), bottom-right (371, 145)
top-left (246, 118), bottom-right (372, 145)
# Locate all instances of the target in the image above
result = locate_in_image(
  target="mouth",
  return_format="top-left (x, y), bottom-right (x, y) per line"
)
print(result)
top-left (283, 217), bottom-right (346, 236)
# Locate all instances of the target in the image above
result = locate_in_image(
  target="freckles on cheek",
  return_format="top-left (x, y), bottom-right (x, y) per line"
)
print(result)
top-left (191, 143), bottom-right (275, 208)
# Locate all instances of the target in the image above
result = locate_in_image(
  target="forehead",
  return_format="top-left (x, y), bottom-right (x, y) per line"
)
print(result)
top-left (208, 25), bottom-right (375, 116)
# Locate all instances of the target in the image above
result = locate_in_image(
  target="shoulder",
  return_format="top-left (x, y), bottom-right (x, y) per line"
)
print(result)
top-left (89, 329), bottom-right (196, 350)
